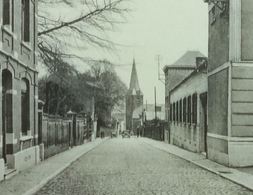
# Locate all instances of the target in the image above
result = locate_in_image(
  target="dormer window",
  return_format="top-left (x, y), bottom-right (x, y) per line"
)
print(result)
top-left (21, 0), bottom-right (30, 42)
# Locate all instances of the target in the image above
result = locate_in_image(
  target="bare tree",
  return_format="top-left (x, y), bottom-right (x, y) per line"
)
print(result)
top-left (38, 0), bottom-right (130, 70)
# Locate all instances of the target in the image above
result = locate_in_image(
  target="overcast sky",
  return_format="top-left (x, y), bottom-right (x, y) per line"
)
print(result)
top-left (41, 0), bottom-right (208, 104)
top-left (88, 0), bottom-right (209, 104)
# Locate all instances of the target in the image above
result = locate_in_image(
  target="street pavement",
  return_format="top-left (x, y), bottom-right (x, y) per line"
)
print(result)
top-left (0, 139), bottom-right (106, 195)
top-left (35, 138), bottom-right (252, 195)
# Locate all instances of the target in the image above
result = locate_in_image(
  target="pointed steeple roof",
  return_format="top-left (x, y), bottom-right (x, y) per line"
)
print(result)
top-left (128, 59), bottom-right (142, 95)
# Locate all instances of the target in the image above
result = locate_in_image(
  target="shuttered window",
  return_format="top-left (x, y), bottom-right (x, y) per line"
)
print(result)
top-left (173, 103), bottom-right (175, 122)
top-left (192, 94), bottom-right (198, 124)
top-left (169, 104), bottom-right (172, 121)
top-left (183, 98), bottom-right (187, 123)
top-left (179, 99), bottom-right (182, 123)
top-left (175, 102), bottom-right (177, 122)
top-left (187, 96), bottom-right (192, 124)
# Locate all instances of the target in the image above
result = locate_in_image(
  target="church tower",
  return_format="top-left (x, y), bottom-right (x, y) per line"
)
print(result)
top-left (126, 59), bottom-right (143, 131)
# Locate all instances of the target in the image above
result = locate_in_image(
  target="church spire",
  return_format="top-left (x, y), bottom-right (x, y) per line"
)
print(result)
top-left (128, 58), bottom-right (142, 95)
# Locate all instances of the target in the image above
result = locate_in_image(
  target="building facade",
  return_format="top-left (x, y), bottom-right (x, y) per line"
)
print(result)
top-left (206, 0), bottom-right (253, 167)
top-left (0, 0), bottom-right (39, 180)
top-left (170, 60), bottom-right (208, 153)
top-left (125, 59), bottom-right (143, 133)
top-left (164, 51), bottom-right (205, 143)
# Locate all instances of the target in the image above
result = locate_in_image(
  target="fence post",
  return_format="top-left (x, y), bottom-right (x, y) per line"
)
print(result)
top-left (73, 115), bottom-right (77, 146)
top-left (38, 100), bottom-right (45, 161)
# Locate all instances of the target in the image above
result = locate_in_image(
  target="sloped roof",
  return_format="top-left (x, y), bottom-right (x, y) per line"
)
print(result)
top-left (163, 51), bottom-right (206, 73)
top-left (128, 59), bottom-right (143, 95)
top-left (172, 51), bottom-right (205, 66)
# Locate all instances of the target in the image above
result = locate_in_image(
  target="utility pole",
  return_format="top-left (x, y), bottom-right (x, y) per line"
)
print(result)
top-left (156, 55), bottom-right (165, 84)
top-left (154, 87), bottom-right (157, 120)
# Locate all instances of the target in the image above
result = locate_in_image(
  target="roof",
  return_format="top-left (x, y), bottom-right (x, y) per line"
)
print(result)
top-left (163, 51), bottom-right (206, 72)
top-left (173, 51), bottom-right (205, 66)
top-left (170, 65), bottom-right (207, 94)
top-left (128, 59), bottom-right (143, 95)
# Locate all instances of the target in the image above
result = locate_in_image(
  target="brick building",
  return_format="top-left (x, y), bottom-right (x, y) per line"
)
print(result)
top-left (0, 0), bottom-right (39, 180)
top-left (125, 59), bottom-right (143, 133)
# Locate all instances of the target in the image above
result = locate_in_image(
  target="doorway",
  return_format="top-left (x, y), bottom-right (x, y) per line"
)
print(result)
top-left (2, 69), bottom-right (13, 164)
top-left (200, 92), bottom-right (208, 157)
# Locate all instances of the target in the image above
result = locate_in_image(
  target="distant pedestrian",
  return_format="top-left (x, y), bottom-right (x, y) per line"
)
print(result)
top-left (137, 126), bottom-right (140, 137)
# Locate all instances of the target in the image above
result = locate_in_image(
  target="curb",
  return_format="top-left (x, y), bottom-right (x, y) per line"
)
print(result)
top-left (22, 138), bottom-right (108, 195)
top-left (192, 161), bottom-right (253, 192)
top-left (143, 139), bottom-right (253, 192)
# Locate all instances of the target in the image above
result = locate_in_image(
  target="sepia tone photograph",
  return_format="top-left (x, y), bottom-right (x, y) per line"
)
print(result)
top-left (0, 0), bottom-right (253, 194)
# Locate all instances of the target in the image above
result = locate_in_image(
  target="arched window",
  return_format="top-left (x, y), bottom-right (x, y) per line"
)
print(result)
top-left (21, 78), bottom-right (30, 135)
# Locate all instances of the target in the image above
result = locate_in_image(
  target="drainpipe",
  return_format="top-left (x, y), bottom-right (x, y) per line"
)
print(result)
top-left (34, 74), bottom-right (37, 164)
top-left (33, 1), bottom-right (38, 164)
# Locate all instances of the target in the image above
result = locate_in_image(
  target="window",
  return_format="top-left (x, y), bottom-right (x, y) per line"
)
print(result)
top-left (176, 102), bottom-right (178, 123)
top-left (173, 103), bottom-right (175, 122)
top-left (187, 96), bottom-right (192, 124)
top-left (21, 79), bottom-right (30, 135)
top-left (179, 99), bottom-right (182, 123)
top-left (21, 0), bottom-right (30, 42)
top-left (169, 104), bottom-right (172, 122)
top-left (3, 0), bottom-right (13, 28)
top-left (3, 0), bottom-right (10, 25)
top-left (192, 94), bottom-right (198, 124)
top-left (183, 98), bottom-right (186, 123)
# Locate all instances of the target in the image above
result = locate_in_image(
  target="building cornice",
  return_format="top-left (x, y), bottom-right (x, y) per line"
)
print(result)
top-left (0, 49), bottom-right (38, 74)
top-left (163, 65), bottom-right (195, 73)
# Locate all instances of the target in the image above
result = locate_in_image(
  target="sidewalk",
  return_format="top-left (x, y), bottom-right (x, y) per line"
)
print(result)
top-left (0, 138), bottom-right (108, 195)
top-left (142, 138), bottom-right (253, 191)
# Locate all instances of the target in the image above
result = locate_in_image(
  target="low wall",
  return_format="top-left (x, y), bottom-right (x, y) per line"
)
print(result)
top-left (6, 146), bottom-right (40, 172)
top-left (0, 158), bottom-right (4, 181)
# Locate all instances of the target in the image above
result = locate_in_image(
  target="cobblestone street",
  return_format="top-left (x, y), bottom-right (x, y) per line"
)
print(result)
top-left (35, 138), bottom-right (253, 195)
